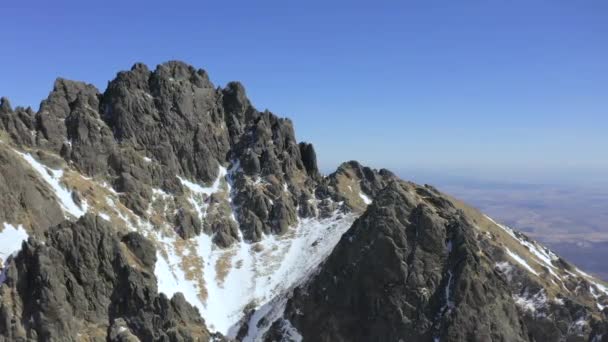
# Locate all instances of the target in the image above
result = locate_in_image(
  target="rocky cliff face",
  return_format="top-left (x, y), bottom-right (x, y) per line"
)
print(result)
top-left (0, 214), bottom-right (221, 342)
top-left (271, 181), bottom-right (605, 341)
top-left (0, 61), bottom-right (606, 341)
top-left (281, 181), bottom-right (528, 341)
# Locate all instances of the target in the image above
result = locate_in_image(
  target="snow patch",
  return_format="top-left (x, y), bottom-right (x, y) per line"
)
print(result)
top-left (155, 163), bottom-right (357, 335)
top-left (98, 213), bottom-right (111, 221)
top-left (155, 210), bottom-right (356, 335)
top-left (177, 166), bottom-right (227, 196)
top-left (505, 248), bottom-right (539, 276)
top-left (240, 296), bottom-right (288, 341)
top-left (358, 192), bottom-right (372, 205)
top-left (177, 166), bottom-right (228, 222)
top-left (443, 270), bottom-right (454, 312)
top-left (495, 261), bottom-right (514, 280)
top-left (277, 318), bottom-right (303, 342)
top-left (576, 267), bottom-right (594, 279)
top-left (14, 151), bottom-right (87, 218)
top-left (446, 240), bottom-right (453, 253)
top-left (568, 314), bottom-right (589, 336)
top-left (513, 289), bottom-right (547, 317)
top-left (590, 284), bottom-right (608, 311)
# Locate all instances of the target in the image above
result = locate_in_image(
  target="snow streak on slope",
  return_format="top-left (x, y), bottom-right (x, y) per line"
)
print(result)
top-left (240, 295), bottom-right (299, 342)
top-left (482, 214), bottom-right (608, 316)
top-left (177, 167), bottom-right (226, 196)
top-left (14, 150), bottom-right (87, 219)
top-left (484, 214), bottom-right (568, 283)
top-left (487, 215), bottom-right (560, 270)
top-left (156, 210), bottom-right (356, 334)
top-left (359, 191), bottom-right (372, 205)
top-left (505, 248), bottom-right (539, 276)
top-left (513, 289), bottom-right (548, 317)
top-left (152, 168), bottom-right (358, 334)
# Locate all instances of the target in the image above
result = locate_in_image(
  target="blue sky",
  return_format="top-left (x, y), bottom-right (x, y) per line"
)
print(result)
top-left (1, 1), bottom-right (606, 185)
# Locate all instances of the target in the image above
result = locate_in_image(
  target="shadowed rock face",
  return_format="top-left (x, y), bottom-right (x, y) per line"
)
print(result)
top-left (279, 182), bottom-right (529, 341)
top-left (0, 214), bottom-right (222, 341)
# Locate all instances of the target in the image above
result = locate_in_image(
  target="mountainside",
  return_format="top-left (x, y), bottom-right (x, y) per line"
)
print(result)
top-left (0, 61), bottom-right (606, 341)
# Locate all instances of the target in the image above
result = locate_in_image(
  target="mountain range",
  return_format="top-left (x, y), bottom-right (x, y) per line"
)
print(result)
top-left (0, 61), bottom-right (606, 341)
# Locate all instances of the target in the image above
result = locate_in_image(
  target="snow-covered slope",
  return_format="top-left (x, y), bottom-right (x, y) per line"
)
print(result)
top-left (155, 210), bottom-right (356, 334)
top-left (149, 165), bottom-right (360, 334)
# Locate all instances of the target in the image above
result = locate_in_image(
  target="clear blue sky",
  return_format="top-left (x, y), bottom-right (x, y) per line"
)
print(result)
top-left (1, 1), bottom-right (606, 185)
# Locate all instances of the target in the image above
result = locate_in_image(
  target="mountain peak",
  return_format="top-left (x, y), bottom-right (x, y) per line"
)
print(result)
top-left (0, 97), bottom-right (12, 112)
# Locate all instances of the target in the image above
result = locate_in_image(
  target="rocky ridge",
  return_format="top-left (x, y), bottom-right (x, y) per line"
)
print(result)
top-left (0, 61), bottom-right (606, 341)
top-left (269, 182), bottom-right (608, 341)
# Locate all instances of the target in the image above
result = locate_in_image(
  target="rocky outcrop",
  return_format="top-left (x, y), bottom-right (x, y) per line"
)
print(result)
top-left (278, 181), bottom-right (529, 341)
top-left (102, 61), bottom-right (227, 184)
top-left (321, 160), bottom-right (396, 213)
top-left (37, 78), bottom-right (103, 158)
top-left (0, 146), bottom-right (64, 238)
top-left (0, 97), bottom-right (36, 147)
top-left (0, 214), bottom-right (221, 341)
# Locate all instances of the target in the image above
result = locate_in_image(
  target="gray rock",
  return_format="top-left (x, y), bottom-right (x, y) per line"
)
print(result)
top-left (0, 146), bottom-right (65, 239)
top-left (298, 142), bottom-right (320, 179)
top-left (278, 182), bottom-right (529, 342)
top-left (0, 98), bottom-right (36, 146)
top-left (37, 78), bottom-right (101, 153)
top-left (102, 60), bottom-right (227, 184)
top-left (0, 214), bottom-right (218, 341)
top-left (121, 232), bottom-right (157, 269)
top-left (174, 208), bottom-right (202, 239)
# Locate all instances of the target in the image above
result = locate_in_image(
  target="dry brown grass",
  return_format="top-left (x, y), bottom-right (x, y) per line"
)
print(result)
top-left (215, 249), bottom-right (237, 287)
top-left (0, 130), bottom-right (10, 142)
top-left (172, 238), bottom-right (208, 302)
top-left (61, 171), bottom-right (135, 233)
top-left (119, 242), bottom-right (145, 271)
top-left (76, 322), bottom-right (108, 342)
top-left (334, 172), bottom-right (367, 212)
